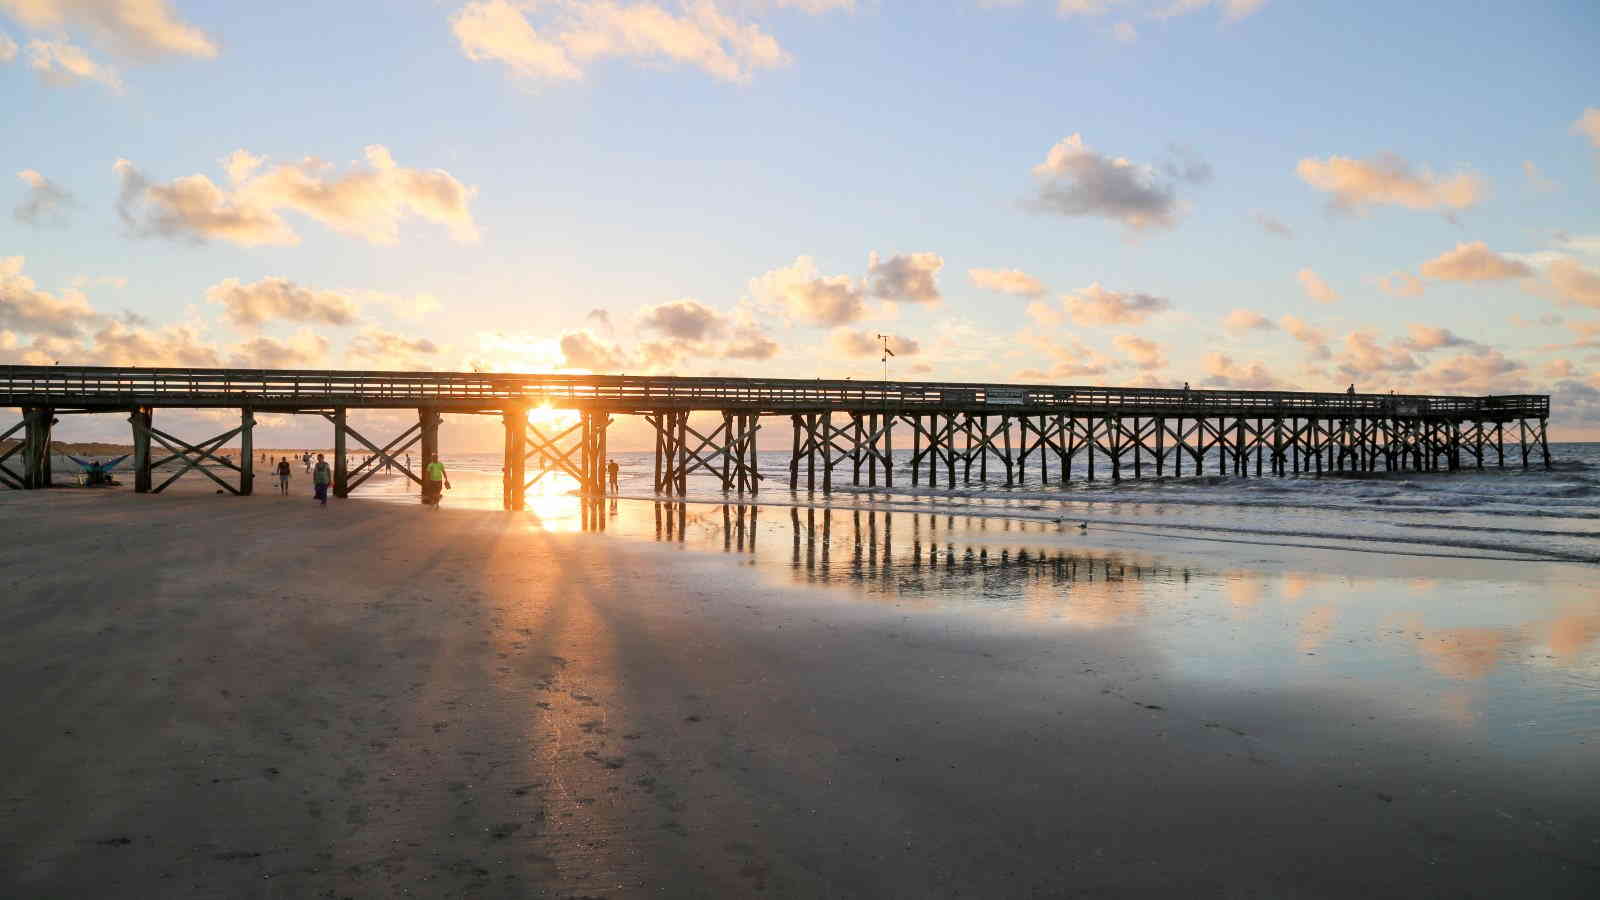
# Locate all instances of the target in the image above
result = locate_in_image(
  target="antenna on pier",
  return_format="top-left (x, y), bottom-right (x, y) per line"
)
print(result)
top-left (876, 333), bottom-right (894, 383)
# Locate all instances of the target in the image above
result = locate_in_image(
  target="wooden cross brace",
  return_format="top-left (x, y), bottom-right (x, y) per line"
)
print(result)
top-left (524, 419), bottom-right (585, 489)
top-left (148, 423), bottom-right (243, 494)
top-left (0, 420), bottom-right (24, 489)
top-left (323, 414), bottom-right (424, 491)
top-left (898, 413), bottom-right (957, 468)
top-left (680, 420), bottom-right (732, 477)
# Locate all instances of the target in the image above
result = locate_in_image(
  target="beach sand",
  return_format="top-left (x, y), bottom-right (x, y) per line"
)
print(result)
top-left (1, 487), bottom-right (1596, 897)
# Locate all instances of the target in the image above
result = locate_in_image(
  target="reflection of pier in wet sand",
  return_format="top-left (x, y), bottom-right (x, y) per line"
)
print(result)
top-left (641, 500), bottom-right (1194, 594)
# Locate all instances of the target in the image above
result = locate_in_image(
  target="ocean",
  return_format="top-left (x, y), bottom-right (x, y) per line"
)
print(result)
top-left (347, 442), bottom-right (1600, 564)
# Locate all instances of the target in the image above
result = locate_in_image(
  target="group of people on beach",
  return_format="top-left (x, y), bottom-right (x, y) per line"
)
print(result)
top-left (267, 451), bottom-right (447, 508)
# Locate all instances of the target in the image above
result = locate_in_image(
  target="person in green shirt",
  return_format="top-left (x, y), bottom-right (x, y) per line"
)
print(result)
top-left (312, 453), bottom-right (332, 506)
top-left (423, 458), bottom-right (450, 507)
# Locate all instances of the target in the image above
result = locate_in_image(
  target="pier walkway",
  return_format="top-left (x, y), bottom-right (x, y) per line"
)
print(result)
top-left (0, 365), bottom-right (1552, 505)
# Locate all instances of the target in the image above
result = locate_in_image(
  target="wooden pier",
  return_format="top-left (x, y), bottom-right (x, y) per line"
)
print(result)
top-left (0, 365), bottom-right (1553, 505)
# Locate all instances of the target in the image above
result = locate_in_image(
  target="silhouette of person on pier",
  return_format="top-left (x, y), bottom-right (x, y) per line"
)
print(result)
top-left (608, 459), bottom-right (620, 493)
top-left (276, 457), bottom-right (291, 495)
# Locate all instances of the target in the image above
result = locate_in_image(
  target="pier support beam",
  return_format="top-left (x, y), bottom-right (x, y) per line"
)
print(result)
top-left (240, 407), bottom-right (255, 496)
top-left (332, 407), bottom-right (347, 498)
top-left (420, 407), bottom-right (441, 505)
top-left (503, 404), bottom-right (527, 510)
top-left (144, 419), bottom-right (245, 495)
top-left (648, 410), bottom-right (759, 497)
top-left (129, 406), bottom-right (152, 493)
top-left (20, 406), bottom-right (54, 488)
top-left (319, 411), bottom-right (424, 496)
top-left (579, 410), bottom-right (611, 496)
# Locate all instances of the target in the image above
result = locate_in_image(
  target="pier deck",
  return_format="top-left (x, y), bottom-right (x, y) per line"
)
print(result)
top-left (1, 365), bottom-right (1553, 503)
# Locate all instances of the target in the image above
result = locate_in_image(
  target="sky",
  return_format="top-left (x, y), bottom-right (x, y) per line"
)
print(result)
top-left (2, 0), bottom-right (1599, 448)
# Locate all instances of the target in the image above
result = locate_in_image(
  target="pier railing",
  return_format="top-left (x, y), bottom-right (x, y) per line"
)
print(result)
top-left (0, 365), bottom-right (1550, 418)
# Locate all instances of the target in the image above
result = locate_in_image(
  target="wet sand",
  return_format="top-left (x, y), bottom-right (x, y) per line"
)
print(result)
top-left (1, 488), bottom-right (1597, 898)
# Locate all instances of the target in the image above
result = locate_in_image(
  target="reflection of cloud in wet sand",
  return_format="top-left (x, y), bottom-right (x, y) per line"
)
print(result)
top-left (1029, 577), bottom-right (1147, 627)
top-left (1225, 571), bottom-right (1264, 616)
top-left (1547, 613), bottom-right (1600, 661)
top-left (1297, 603), bottom-right (1337, 653)
top-left (1418, 628), bottom-right (1508, 680)
top-left (1281, 572), bottom-right (1316, 604)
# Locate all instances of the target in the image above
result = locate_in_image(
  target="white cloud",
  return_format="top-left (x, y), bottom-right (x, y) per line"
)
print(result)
top-left (1025, 299), bottom-right (1064, 329)
top-left (0, 0), bottom-right (217, 59)
top-left (830, 328), bottom-right (919, 358)
top-left (1335, 330), bottom-right (1417, 382)
top-left (1249, 210), bottom-right (1292, 238)
top-left (867, 251), bottom-right (942, 303)
top-left (230, 329), bottom-right (331, 369)
top-left (1296, 153), bottom-right (1484, 213)
top-left (452, 0), bottom-right (793, 85)
top-left (26, 38), bottom-right (121, 91)
top-left (1296, 267), bottom-right (1338, 303)
top-left (1523, 160), bottom-right (1557, 192)
top-left (1063, 282), bottom-right (1171, 326)
top-left (1112, 21), bottom-right (1135, 41)
top-left (638, 297), bottom-right (726, 340)
top-left (749, 255), bottom-right (865, 326)
top-left (1419, 241), bottom-right (1532, 282)
top-left (1378, 271), bottom-right (1424, 297)
top-left (14, 169), bottom-right (74, 225)
top-left (1113, 333), bottom-right (1165, 370)
top-left (969, 267), bottom-right (1047, 297)
top-left (1030, 134), bottom-right (1184, 231)
top-left (80, 319), bottom-right (220, 367)
top-left (1407, 348), bottom-right (1526, 394)
top-left (1546, 259), bottom-right (1600, 308)
top-left (0, 255), bottom-right (98, 337)
top-left (1016, 332), bottom-right (1114, 380)
top-left (205, 277), bottom-right (360, 328)
top-left (1397, 324), bottom-right (1476, 353)
top-left (1574, 108), bottom-right (1600, 151)
top-left (0, 31), bottom-right (16, 62)
top-left (1053, 0), bottom-right (1267, 21)
top-left (347, 329), bottom-right (442, 369)
top-left (1222, 308), bottom-right (1274, 334)
top-left (1154, 0), bottom-right (1267, 21)
top-left (116, 146), bottom-right (480, 247)
top-left (1280, 314), bottom-right (1329, 359)
top-left (1202, 352), bottom-right (1278, 388)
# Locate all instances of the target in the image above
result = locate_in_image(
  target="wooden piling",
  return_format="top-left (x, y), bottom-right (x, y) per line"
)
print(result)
top-left (21, 406), bottom-right (54, 489)
top-left (332, 407), bottom-right (348, 498)
top-left (129, 405), bottom-right (152, 493)
top-left (419, 406), bottom-right (440, 504)
top-left (240, 407), bottom-right (255, 496)
top-left (504, 404), bottom-right (527, 510)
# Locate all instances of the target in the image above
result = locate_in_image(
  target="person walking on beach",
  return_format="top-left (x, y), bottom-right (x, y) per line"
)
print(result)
top-left (302, 451), bottom-right (312, 473)
top-left (423, 458), bottom-right (450, 508)
top-left (276, 457), bottom-right (291, 496)
top-left (312, 453), bottom-right (332, 507)
top-left (607, 459), bottom-right (620, 493)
